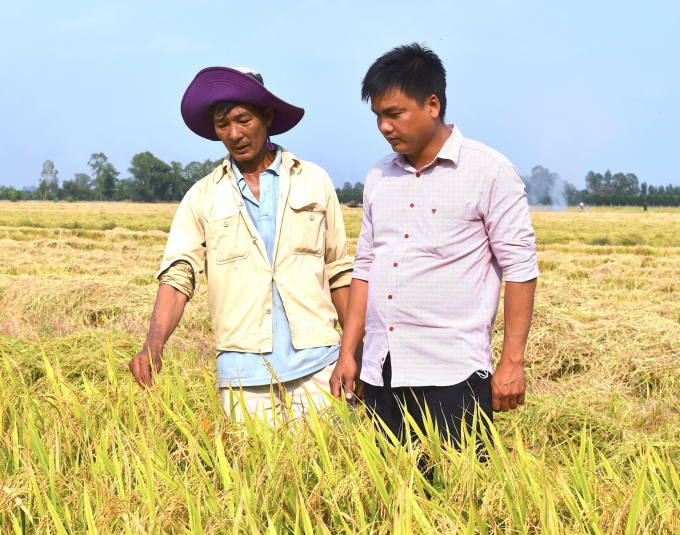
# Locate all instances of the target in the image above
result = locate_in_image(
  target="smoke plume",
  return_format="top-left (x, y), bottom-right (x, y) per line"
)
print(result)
top-left (521, 165), bottom-right (568, 210)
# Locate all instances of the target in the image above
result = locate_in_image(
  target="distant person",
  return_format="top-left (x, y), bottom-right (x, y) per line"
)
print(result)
top-left (579, 202), bottom-right (585, 211)
top-left (330, 44), bottom-right (539, 452)
top-left (644, 201), bottom-right (648, 211)
top-left (129, 66), bottom-right (359, 424)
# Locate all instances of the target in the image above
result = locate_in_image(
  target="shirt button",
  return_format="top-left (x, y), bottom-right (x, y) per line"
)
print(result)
top-left (238, 201), bottom-right (244, 206)
top-left (266, 309), bottom-right (272, 314)
top-left (393, 262), bottom-right (398, 267)
top-left (389, 327), bottom-right (394, 331)
top-left (309, 214), bottom-right (315, 221)
top-left (223, 221), bottom-right (229, 227)
top-left (410, 203), bottom-right (414, 208)
top-left (416, 173), bottom-right (421, 177)
top-left (253, 236), bottom-right (257, 241)
top-left (388, 295), bottom-right (392, 299)
top-left (404, 234), bottom-right (409, 239)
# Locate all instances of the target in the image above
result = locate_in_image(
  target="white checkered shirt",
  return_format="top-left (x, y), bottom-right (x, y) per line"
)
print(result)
top-left (353, 125), bottom-right (539, 387)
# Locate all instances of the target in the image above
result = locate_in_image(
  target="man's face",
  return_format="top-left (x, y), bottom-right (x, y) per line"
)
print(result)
top-left (213, 103), bottom-right (273, 162)
top-left (371, 88), bottom-right (441, 156)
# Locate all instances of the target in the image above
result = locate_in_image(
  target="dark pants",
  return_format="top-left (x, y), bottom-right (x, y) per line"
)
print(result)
top-left (362, 353), bottom-right (494, 453)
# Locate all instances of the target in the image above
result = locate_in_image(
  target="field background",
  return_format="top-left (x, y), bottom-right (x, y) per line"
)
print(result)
top-left (1, 201), bottom-right (679, 533)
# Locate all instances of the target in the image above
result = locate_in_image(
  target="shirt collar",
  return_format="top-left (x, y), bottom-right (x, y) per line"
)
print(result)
top-left (386, 124), bottom-right (463, 170)
top-left (217, 145), bottom-right (295, 184)
top-left (231, 145), bottom-right (282, 189)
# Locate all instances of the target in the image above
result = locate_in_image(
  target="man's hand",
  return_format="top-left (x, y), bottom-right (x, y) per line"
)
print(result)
top-left (129, 283), bottom-right (187, 389)
top-left (492, 278), bottom-right (536, 412)
top-left (330, 279), bottom-right (368, 403)
top-left (490, 359), bottom-right (525, 412)
top-left (330, 343), bottom-right (363, 402)
top-left (128, 347), bottom-right (163, 388)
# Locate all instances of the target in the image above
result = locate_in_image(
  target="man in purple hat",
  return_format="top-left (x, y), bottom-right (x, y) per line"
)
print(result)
top-left (128, 66), bottom-right (357, 424)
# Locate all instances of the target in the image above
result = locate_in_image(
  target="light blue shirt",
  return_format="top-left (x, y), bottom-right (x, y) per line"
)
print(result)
top-left (216, 146), bottom-right (340, 387)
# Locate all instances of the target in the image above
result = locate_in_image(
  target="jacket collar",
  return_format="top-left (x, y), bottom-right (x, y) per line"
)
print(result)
top-left (216, 146), bottom-right (301, 184)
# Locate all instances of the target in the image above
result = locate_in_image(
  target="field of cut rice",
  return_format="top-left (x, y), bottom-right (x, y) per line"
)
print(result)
top-left (1, 201), bottom-right (679, 533)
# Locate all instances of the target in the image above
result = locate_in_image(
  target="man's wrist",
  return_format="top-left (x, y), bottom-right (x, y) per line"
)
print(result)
top-left (499, 351), bottom-right (525, 366)
top-left (143, 340), bottom-right (164, 357)
top-left (339, 347), bottom-right (358, 362)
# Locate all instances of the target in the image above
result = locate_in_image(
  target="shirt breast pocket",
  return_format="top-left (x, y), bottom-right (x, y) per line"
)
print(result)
top-left (418, 209), bottom-right (477, 258)
top-left (206, 212), bottom-right (250, 264)
top-left (289, 201), bottom-right (326, 256)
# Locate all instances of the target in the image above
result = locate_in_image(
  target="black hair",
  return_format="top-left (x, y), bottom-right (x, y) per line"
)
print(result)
top-left (361, 43), bottom-right (447, 121)
top-left (209, 101), bottom-right (266, 123)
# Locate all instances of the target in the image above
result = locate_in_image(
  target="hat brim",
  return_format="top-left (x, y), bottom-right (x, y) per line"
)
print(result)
top-left (181, 67), bottom-right (305, 141)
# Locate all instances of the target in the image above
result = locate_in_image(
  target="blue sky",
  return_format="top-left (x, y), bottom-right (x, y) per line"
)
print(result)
top-left (1, 0), bottom-right (678, 190)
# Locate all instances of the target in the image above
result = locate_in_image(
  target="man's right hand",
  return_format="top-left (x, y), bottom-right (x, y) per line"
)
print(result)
top-left (129, 284), bottom-right (188, 389)
top-left (128, 348), bottom-right (163, 388)
top-left (330, 343), bottom-right (362, 402)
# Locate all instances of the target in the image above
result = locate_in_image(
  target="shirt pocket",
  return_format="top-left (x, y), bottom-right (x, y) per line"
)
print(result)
top-left (416, 209), bottom-right (475, 258)
top-left (205, 211), bottom-right (250, 264)
top-left (289, 200), bottom-right (326, 256)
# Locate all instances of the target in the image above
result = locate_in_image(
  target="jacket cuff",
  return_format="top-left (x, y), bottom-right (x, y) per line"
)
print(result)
top-left (329, 269), bottom-right (353, 290)
top-left (157, 260), bottom-right (196, 300)
top-left (326, 255), bottom-right (354, 282)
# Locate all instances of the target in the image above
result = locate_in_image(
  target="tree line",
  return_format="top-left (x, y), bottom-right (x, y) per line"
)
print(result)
top-left (0, 153), bottom-right (223, 202)
top-left (2, 156), bottom-right (678, 207)
top-left (337, 169), bottom-right (680, 207)
top-left (522, 166), bottom-right (680, 207)
top-left (335, 181), bottom-right (364, 203)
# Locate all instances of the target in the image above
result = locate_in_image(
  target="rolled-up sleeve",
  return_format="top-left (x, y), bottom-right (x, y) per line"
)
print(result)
top-left (158, 260), bottom-right (196, 300)
top-left (156, 184), bottom-right (207, 299)
top-left (352, 188), bottom-right (374, 282)
top-left (323, 175), bottom-right (354, 289)
top-left (484, 161), bottom-right (540, 282)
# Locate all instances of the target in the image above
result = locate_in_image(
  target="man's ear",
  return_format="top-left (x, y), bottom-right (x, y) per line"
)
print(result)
top-left (427, 94), bottom-right (442, 120)
top-left (264, 107), bottom-right (274, 128)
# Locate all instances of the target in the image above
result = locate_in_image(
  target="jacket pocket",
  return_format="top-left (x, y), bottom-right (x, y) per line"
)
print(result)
top-left (289, 201), bottom-right (326, 256)
top-left (206, 212), bottom-right (250, 264)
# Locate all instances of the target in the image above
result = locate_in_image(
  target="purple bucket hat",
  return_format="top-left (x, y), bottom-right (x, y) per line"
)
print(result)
top-left (181, 66), bottom-right (305, 141)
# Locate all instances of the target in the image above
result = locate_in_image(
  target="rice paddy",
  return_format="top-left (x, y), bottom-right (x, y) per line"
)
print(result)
top-left (1, 201), bottom-right (679, 533)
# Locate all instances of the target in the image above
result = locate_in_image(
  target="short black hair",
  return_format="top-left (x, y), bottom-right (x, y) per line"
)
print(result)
top-left (361, 43), bottom-right (447, 121)
top-left (209, 101), bottom-right (266, 123)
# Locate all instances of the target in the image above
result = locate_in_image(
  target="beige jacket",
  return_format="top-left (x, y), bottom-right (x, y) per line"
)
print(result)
top-left (156, 148), bottom-right (353, 354)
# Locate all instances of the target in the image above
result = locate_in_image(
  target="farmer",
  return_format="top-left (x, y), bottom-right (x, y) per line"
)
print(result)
top-left (128, 67), bottom-right (357, 424)
top-left (330, 44), bottom-right (539, 449)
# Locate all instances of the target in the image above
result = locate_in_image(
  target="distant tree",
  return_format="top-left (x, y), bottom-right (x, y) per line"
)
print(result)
top-left (61, 173), bottom-right (95, 201)
top-left (611, 172), bottom-right (639, 195)
top-left (128, 152), bottom-right (173, 202)
top-left (6, 187), bottom-right (21, 202)
top-left (640, 181), bottom-right (648, 196)
top-left (88, 153), bottom-right (120, 199)
top-left (586, 169), bottom-right (641, 195)
top-left (168, 161), bottom-right (185, 201)
top-left (335, 181), bottom-right (365, 203)
top-left (182, 158), bottom-right (222, 195)
top-left (666, 183), bottom-right (680, 195)
top-left (114, 178), bottom-right (134, 201)
top-left (37, 160), bottom-right (60, 200)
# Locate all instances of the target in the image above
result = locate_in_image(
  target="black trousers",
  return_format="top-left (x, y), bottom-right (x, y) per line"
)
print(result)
top-left (362, 353), bottom-right (494, 451)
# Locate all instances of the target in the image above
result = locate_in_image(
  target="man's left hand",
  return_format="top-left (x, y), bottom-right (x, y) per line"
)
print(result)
top-left (490, 358), bottom-right (525, 412)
